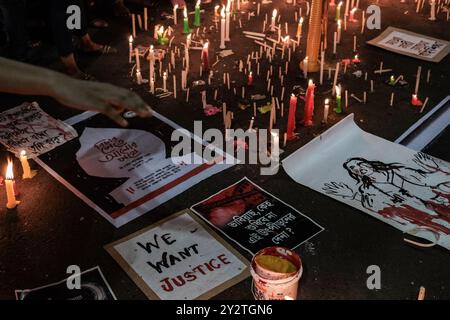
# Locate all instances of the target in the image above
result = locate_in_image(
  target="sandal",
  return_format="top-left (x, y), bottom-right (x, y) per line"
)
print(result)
top-left (84, 44), bottom-right (118, 55)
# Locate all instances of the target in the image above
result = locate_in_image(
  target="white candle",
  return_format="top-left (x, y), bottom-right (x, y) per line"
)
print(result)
top-left (271, 9), bottom-right (278, 31)
top-left (415, 66), bottom-right (422, 95)
top-left (220, 7), bottom-right (226, 49)
top-left (225, 1), bottom-right (231, 41)
top-left (257, 3), bottom-right (261, 16)
top-left (296, 17), bottom-right (304, 39)
top-left (20, 150), bottom-right (34, 179)
top-left (173, 4), bottom-right (178, 25)
top-left (390, 92), bottom-right (395, 106)
top-left (134, 48), bottom-right (140, 71)
top-left (303, 56), bottom-right (308, 78)
top-left (332, 62), bottom-right (340, 95)
top-left (429, 0), bottom-right (436, 21)
top-left (271, 132), bottom-right (279, 160)
top-left (337, 19), bottom-right (342, 44)
top-left (323, 99), bottom-right (329, 123)
top-left (150, 77), bottom-right (155, 94)
top-left (163, 72), bottom-right (167, 92)
top-left (131, 14), bottom-right (136, 38)
top-left (5, 160), bottom-right (18, 209)
top-left (248, 117), bottom-right (255, 131)
top-left (144, 7), bottom-right (148, 31)
top-left (333, 31), bottom-right (337, 54)
top-left (320, 51), bottom-right (324, 85)
top-left (173, 75), bottom-right (177, 98)
top-left (128, 35), bottom-right (133, 63)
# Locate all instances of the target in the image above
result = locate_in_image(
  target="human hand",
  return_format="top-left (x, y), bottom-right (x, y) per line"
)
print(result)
top-left (53, 77), bottom-right (152, 127)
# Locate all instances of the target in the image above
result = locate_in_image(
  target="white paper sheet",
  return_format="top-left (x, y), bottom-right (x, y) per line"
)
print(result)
top-left (283, 114), bottom-right (450, 250)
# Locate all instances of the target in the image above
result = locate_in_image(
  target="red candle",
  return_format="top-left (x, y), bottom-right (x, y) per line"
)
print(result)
top-left (247, 71), bottom-right (253, 86)
top-left (411, 94), bottom-right (423, 107)
top-left (303, 80), bottom-right (315, 126)
top-left (287, 94), bottom-right (298, 141)
top-left (201, 42), bottom-right (209, 72)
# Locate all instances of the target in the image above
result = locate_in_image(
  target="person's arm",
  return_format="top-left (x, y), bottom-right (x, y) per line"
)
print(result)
top-left (0, 57), bottom-right (152, 126)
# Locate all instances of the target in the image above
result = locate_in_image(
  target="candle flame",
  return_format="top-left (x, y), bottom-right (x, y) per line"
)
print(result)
top-left (221, 6), bottom-right (225, 18)
top-left (174, 4), bottom-right (178, 10)
top-left (338, 1), bottom-right (343, 7)
top-left (354, 54), bottom-right (358, 59)
top-left (351, 7), bottom-right (357, 13)
top-left (291, 93), bottom-right (295, 97)
top-left (308, 79), bottom-right (313, 85)
top-left (338, 19), bottom-right (342, 27)
top-left (203, 42), bottom-right (209, 49)
top-left (129, 35), bottom-right (133, 42)
top-left (158, 25), bottom-right (164, 34)
top-left (299, 17), bottom-right (304, 24)
top-left (272, 9), bottom-right (278, 18)
top-left (20, 150), bottom-right (26, 157)
top-left (196, 0), bottom-right (200, 7)
top-left (325, 98), bottom-right (330, 104)
top-left (335, 85), bottom-right (341, 96)
top-left (6, 159), bottom-right (14, 180)
top-left (163, 71), bottom-right (167, 78)
top-left (150, 44), bottom-right (154, 51)
top-left (283, 35), bottom-right (290, 43)
top-left (184, 7), bottom-right (187, 18)
top-left (249, 71), bottom-right (252, 76)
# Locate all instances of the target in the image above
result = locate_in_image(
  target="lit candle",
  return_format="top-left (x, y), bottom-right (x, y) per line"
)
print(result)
top-left (5, 160), bottom-right (18, 209)
top-left (296, 17), bottom-right (304, 39)
top-left (411, 94), bottom-right (423, 106)
top-left (352, 54), bottom-right (360, 63)
top-left (225, 0), bottom-right (231, 41)
top-left (157, 26), bottom-right (168, 45)
top-left (389, 75), bottom-right (395, 86)
top-left (220, 7), bottom-right (226, 49)
top-left (286, 94), bottom-right (298, 140)
top-left (248, 71), bottom-right (253, 86)
top-left (194, 0), bottom-right (201, 27)
top-left (349, 7), bottom-right (357, 22)
top-left (323, 98), bottom-right (330, 123)
top-left (214, 5), bottom-right (220, 22)
top-left (271, 9), bottom-right (278, 31)
top-left (336, 1), bottom-right (343, 21)
top-left (183, 7), bottom-right (191, 34)
top-left (201, 42), bottom-right (209, 72)
top-left (173, 4), bottom-right (178, 25)
top-left (19, 150), bottom-right (35, 179)
top-left (334, 85), bottom-right (342, 113)
top-left (128, 35), bottom-right (133, 63)
top-left (163, 72), bottom-right (167, 92)
top-left (303, 79), bottom-right (315, 126)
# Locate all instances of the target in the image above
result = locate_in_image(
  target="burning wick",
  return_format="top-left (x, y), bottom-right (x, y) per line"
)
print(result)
top-left (5, 160), bottom-right (19, 209)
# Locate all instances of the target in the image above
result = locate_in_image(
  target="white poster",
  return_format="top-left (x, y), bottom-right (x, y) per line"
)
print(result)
top-left (35, 111), bottom-right (233, 228)
top-left (105, 210), bottom-right (249, 300)
top-left (283, 114), bottom-right (450, 250)
top-left (367, 27), bottom-right (450, 62)
top-left (0, 102), bottom-right (77, 158)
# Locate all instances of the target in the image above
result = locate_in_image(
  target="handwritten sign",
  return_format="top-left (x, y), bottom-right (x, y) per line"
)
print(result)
top-left (190, 178), bottom-right (324, 254)
top-left (367, 27), bottom-right (450, 62)
top-left (105, 210), bottom-right (249, 300)
top-left (0, 102), bottom-right (77, 158)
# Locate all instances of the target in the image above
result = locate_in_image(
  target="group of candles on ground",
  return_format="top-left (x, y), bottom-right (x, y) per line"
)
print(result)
top-left (3, 151), bottom-right (35, 210)
top-left (126, 0), bottom-right (436, 146)
top-left (2, 0), bottom-right (442, 209)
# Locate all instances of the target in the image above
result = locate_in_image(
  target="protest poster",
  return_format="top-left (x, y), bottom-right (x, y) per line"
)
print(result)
top-left (283, 114), bottom-right (450, 250)
top-left (34, 111), bottom-right (233, 227)
top-left (367, 27), bottom-right (450, 63)
top-left (190, 177), bottom-right (324, 255)
top-left (105, 209), bottom-right (249, 300)
top-left (0, 102), bottom-right (78, 158)
top-left (15, 266), bottom-right (116, 300)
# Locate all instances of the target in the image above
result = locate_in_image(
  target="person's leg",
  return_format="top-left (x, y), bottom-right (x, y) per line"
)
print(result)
top-left (49, 0), bottom-right (81, 75)
top-left (0, 0), bottom-right (28, 60)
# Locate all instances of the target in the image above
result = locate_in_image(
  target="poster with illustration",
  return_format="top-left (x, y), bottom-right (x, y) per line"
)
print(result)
top-left (283, 114), bottom-right (450, 250)
top-left (35, 111), bottom-right (233, 227)
top-left (15, 266), bottom-right (116, 300)
top-left (0, 102), bottom-right (78, 158)
top-left (105, 209), bottom-right (249, 300)
top-left (367, 27), bottom-right (450, 62)
top-left (190, 177), bottom-right (324, 255)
